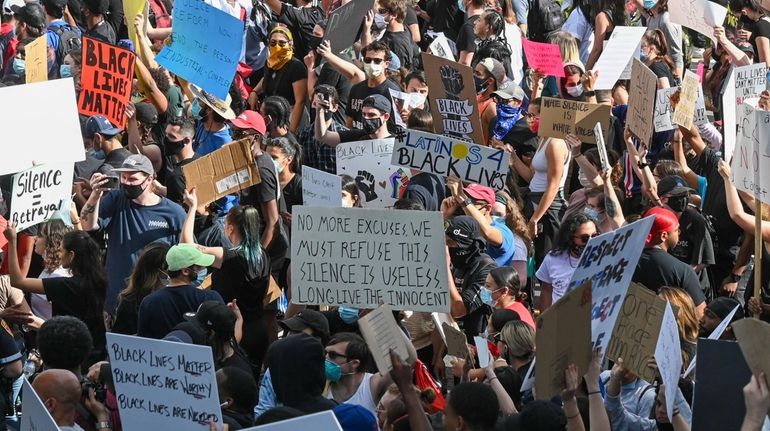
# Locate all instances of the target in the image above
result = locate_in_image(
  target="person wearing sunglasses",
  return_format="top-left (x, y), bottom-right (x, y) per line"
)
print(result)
top-left (535, 212), bottom-right (598, 312)
top-left (345, 41), bottom-right (401, 130)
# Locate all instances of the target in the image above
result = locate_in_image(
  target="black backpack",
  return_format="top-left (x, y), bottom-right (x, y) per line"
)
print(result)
top-left (527, 0), bottom-right (563, 42)
top-left (53, 25), bottom-right (81, 66)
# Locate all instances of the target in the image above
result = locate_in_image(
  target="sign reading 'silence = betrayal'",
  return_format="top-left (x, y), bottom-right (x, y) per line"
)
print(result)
top-left (11, 163), bottom-right (73, 231)
top-left (290, 206), bottom-right (449, 312)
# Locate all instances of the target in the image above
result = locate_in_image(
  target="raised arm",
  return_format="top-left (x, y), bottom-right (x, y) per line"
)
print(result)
top-left (601, 169), bottom-right (625, 229)
top-left (181, 188), bottom-right (225, 267)
top-left (317, 41), bottom-right (365, 84)
top-left (718, 161), bottom-right (770, 241)
top-left (447, 178), bottom-right (503, 246)
top-left (585, 348), bottom-right (611, 431)
top-left (586, 13), bottom-right (611, 70)
top-left (714, 27), bottom-right (752, 66)
top-left (672, 130), bottom-right (701, 191)
top-left (487, 358), bottom-right (517, 416)
top-left (313, 93), bottom-right (342, 146)
top-left (566, 134), bottom-right (602, 187)
top-left (80, 173), bottom-right (108, 231)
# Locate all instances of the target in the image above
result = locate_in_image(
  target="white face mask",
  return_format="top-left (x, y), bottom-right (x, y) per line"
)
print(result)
top-left (273, 158), bottom-right (283, 174)
top-left (578, 169), bottom-right (591, 188)
top-left (363, 62), bottom-right (384, 78)
top-left (566, 84), bottom-right (584, 98)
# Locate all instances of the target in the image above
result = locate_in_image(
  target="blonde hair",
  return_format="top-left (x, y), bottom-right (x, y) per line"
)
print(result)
top-left (500, 321), bottom-right (535, 360)
top-left (548, 31), bottom-right (581, 64)
top-left (658, 287), bottom-right (699, 365)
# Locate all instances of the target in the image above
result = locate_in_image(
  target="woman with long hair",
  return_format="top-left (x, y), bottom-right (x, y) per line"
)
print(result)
top-left (658, 286), bottom-right (699, 369)
top-left (644, 0), bottom-right (684, 79)
top-left (482, 266), bottom-right (535, 329)
top-left (562, 0), bottom-right (594, 65)
top-left (28, 220), bottom-right (73, 327)
top-left (340, 175), bottom-right (363, 208)
top-left (267, 136), bottom-right (303, 232)
top-left (492, 191), bottom-right (530, 279)
top-left (641, 28), bottom-right (677, 88)
top-left (112, 242), bottom-right (170, 335)
top-left (586, 0), bottom-right (627, 69)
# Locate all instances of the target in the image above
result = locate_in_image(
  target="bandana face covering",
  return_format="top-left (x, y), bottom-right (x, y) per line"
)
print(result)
top-left (268, 43), bottom-right (293, 69)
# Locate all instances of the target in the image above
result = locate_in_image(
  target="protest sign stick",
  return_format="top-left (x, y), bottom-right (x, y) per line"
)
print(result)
top-left (755, 200), bottom-right (762, 305)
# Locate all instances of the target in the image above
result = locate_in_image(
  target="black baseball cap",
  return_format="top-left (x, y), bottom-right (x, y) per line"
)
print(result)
top-left (184, 301), bottom-right (237, 338)
top-left (657, 175), bottom-right (695, 197)
top-left (135, 103), bottom-right (158, 125)
top-left (362, 94), bottom-right (391, 114)
top-left (279, 310), bottom-right (330, 343)
top-left (13, 3), bottom-right (46, 29)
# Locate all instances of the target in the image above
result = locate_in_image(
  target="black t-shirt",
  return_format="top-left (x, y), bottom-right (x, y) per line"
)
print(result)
top-left (456, 15), bottom-right (479, 53)
top-left (402, 172), bottom-right (446, 212)
top-left (632, 247), bottom-right (706, 305)
top-left (649, 61), bottom-right (676, 85)
top-left (381, 30), bottom-right (419, 70)
top-left (136, 285), bottom-right (224, 339)
top-left (427, 0), bottom-right (463, 40)
top-left (74, 154), bottom-right (103, 181)
top-left (212, 247), bottom-right (271, 319)
top-left (694, 148), bottom-right (742, 250)
top-left (111, 294), bottom-right (141, 336)
top-left (452, 252), bottom-right (496, 340)
top-left (278, 3), bottom-right (325, 60)
top-left (670, 207), bottom-right (715, 267)
top-left (347, 79), bottom-right (401, 129)
top-left (264, 57), bottom-right (308, 106)
top-left (166, 155), bottom-right (200, 206)
top-left (317, 62), bottom-right (351, 124)
top-left (282, 174), bottom-right (302, 213)
top-left (404, 7), bottom-right (418, 28)
top-left (84, 20), bottom-right (117, 45)
top-left (750, 17), bottom-right (770, 63)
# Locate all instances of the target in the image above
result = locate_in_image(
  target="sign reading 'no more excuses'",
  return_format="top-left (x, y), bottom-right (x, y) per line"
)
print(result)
top-left (290, 207), bottom-right (449, 312)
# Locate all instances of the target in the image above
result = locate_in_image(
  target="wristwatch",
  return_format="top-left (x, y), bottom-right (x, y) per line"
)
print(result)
top-left (95, 421), bottom-right (112, 430)
top-left (637, 160), bottom-right (649, 169)
top-left (728, 272), bottom-right (742, 283)
top-left (461, 197), bottom-right (473, 207)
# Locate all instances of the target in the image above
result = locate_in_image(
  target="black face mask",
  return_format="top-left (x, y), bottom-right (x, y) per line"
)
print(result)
top-left (571, 244), bottom-right (586, 256)
top-left (362, 117), bottom-right (383, 134)
top-left (740, 14), bottom-right (755, 25)
top-left (122, 182), bottom-right (146, 200)
top-left (667, 194), bottom-right (689, 213)
top-left (164, 138), bottom-right (187, 157)
top-left (308, 35), bottom-right (324, 51)
top-left (449, 248), bottom-right (474, 268)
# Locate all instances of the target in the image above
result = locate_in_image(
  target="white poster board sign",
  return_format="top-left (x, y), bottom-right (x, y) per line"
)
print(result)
top-left (594, 122), bottom-right (610, 172)
top-left (10, 163), bottom-right (74, 231)
top-left (668, 0), bottom-right (727, 43)
top-left (290, 206), bottom-right (449, 312)
top-left (594, 27), bottom-right (647, 90)
top-left (336, 138), bottom-right (408, 208)
top-left (655, 302), bottom-right (682, 421)
top-left (241, 411), bottom-right (343, 431)
top-left (654, 86), bottom-right (708, 132)
top-left (389, 89), bottom-right (427, 128)
top-left (428, 33), bottom-right (455, 62)
top-left (567, 216), bottom-right (655, 354)
top-left (723, 66), bottom-right (738, 161)
top-left (0, 79), bottom-right (85, 175)
top-left (731, 102), bottom-right (770, 204)
top-left (358, 304), bottom-right (411, 373)
top-left (391, 129), bottom-right (509, 190)
top-left (301, 166), bottom-right (341, 208)
top-left (21, 378), bottom-right (60, 431)
top-left (735, 63), bottom-right (768, 105)
top-left (107, 333), bottom-right (222, 430)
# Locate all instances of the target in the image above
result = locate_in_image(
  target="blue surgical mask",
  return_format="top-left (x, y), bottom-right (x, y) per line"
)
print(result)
top-left (191, 99), bottom-right (203, 119)
top-left (272, 158), bottom-right (283, 174)
top-left (644, 0), bottom-right (656, 9)
top-left (640, 51), bottom-right (649, 63)
top-left (457, 0), bottom-right (466, 13)
top-left (338, 306), bottom-right (360, 324)
top-left (374, 13), bottom-right (387, 29)
top-left (192, 267), bottom-right (208, 285)
top-left (88, 149), bottom-right (106, 160)
top-left (12, 58), bottom-right (25, 75)
top-left (480, 288), bottom-right (495, 306)
top-left (60, 64), bottom-right (72, 78)
top-left (325, 359), bottom-right (342, 382)
top-left (583, 206), bottom-right (600, 221)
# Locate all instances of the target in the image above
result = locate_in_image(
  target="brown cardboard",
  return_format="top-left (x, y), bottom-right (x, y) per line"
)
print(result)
top-left (538, 97), bottom-right (611, 144)
top-left (442, 322), bottom-right (471, 359)
top-left (627, 58), bottom-right (657, 145)
top-left (733, 319), bottom-right (770, 395)
top-left (421, 53), bottom-right (485, 145)
top-left (182, 139), bottom-right (261, 205)
top-left (535, 281), bottom-right (592, 400)
top-left (605, 283), bottom-right (667, 382)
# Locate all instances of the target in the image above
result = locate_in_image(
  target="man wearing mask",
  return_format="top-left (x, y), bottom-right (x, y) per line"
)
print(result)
top-left (657, 175), bottom-right (715, 298)
top-left (157, 116), bottom-right (198, 206)
top-left (81, 154), bottom-right (186, 315)
top-left (315, 94), bottom-right (392, 145)
top-left (80, 0), bottom-right (115, 44)
top-left (83, 115), bottom-right (131, 176)
top-left (699, 297), bottom-right (744, 339)
top-left (298, 85), bottom-right (346, 174)
top-left (191, 85), bottom-right (235, 156)
top-left (346, 41), bottom-right (400, 129)
top-left (632, 207), bottom-right (706, 317)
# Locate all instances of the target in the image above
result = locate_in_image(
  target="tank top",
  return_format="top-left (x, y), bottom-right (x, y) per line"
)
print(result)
top-left (528, 138), bottom-right (570, 193)
top-left (478, 96), bottom-right (495, 144)
top-left (326, 373), bottom-right (378, 418)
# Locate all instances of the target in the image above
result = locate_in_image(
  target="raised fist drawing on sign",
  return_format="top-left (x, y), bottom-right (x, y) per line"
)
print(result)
top-left (355, 170), bottom-right (378, 202)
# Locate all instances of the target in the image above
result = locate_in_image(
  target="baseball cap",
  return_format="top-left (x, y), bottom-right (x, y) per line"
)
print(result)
top-left (479, 58), bottom-right (506, 83)
top-left (2, 0), bottom-right (24, 16)
top-left (185, 301), bottom-right (237, 338)
top-left (465, 184), bottom-right (496, 207)
top-left (84, 115), bottom-right (122, 139)
top-left (362, 94), bottom-right (391, 114)
top-left (113, 154), bottom-right (155, 176)
top-left (333, 404), bottom-right (377, 431)
top-left (706, 297), bottom-right (744, 322)
top-left (230, 110), bottom-right (267, 135)
top-left (164, 321), bottom-right (208, 345)
top-left (388, 52), bottom-right (401, 72)
top-left (493, 80), bottom-right (526, 101)
top-left (165, 243), bottom-right (215, 271)
top-left (657, 175), bottom-right (694, 197)
top-left (13, 3), bottom-right (46, 31)
top-left (445, 215), bottom-right (480, 248)
top-left (135, 103), bottom-right (158, 125)
top-left (644, 207), bottom-right (679, 246)
top-left (279, 309), bottom-right (330, 343)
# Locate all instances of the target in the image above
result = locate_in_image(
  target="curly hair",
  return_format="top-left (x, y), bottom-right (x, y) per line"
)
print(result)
top-left (38, 220), bottom-right (72, 273)
top-left (148, 67), bottom-right (171, 96)
top-left (37, 316), bottom-right (93, 370)
top-left (552, 213), bottom-right (597, 255)
top-left (496, 190), bottom-right (531, 249)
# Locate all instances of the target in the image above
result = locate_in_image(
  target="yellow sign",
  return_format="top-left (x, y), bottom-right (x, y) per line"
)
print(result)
top-left (124, 0), bottom-right (148, 46)
top-left (25, 35), bottom-right (48, 84)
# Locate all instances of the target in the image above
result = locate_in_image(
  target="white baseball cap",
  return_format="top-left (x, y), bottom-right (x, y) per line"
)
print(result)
top-left (2, 0), bottom-right (26, 15)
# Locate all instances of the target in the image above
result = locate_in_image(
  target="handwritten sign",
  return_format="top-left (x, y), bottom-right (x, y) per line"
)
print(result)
top-left (567, 216), bottom-right (655, 355)
top-left (78, 37), bottom-right (136, 127)
top-left (156, 0), bottom-right (242, 99)
top-left (627, 59), bottom-right (657, 145)
top-left (594, 27), bottom-right (646, 90)
top-left (302, 166), bottom-right (341, 207)
top-left (535, 281), bottom-right (592, 400)
top-left (290, 206), bottom-right (449, 312)
top-left (731, 102), bottom-right (770, 204)
top-left (733, 319), bottom-right (770, 401)
top-left (21, 378), bottom-right (60, 431)
top-left (672, 70), bottom-right (700, 129)
top-left (325, 0), bottom-right (375, 54)
top-left (336, 138), bottom-right (409, 208)
top-left (11, 163), bottom-right (74, 231)
top-left (735, 63), bottom-right (768, 105)
top-left (522, 38), bottom-right (565, 77)
top-left (538, 97), bottom-right (610, 144)
top-left (655, 302), bottom-right (682, 421)
top-left (654, 86), bottom-right (708, 132)
top-left (422, 53), bottom-right (485, 145)
top-left (182, 139), bottom-right (261, 206)
top-left (722, 66), bottom-right (738, 161)
top-left (241, 411), bottom-right (343, 431)
top-left (358, 304), bottom-right (411, 374)
top-left (669, 0), bottom-right (728, 43)
top-left (605, 283), bottom-right (666, 382)
top-left (25, 35), bottom-right (48, 84)
top-left (389, 89), bottom-right (427, 128)
top-left (107, 333), bottom-right (222, 430)
top-left (428, 33), bottom-right (455, 61)
top-left (391, 129), bottom-right (509, 190)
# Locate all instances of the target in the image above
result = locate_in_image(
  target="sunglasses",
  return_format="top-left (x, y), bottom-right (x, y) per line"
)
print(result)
top-left (363, 57), bottom-right (386, 64)
top-left (270, 40), bottom-right (289, 47)
top-left (487, 331), bottom-right (501, 343)
top-left (493, 96), bottom-right (514, 105)
top-left (574, 233), bottom-right (600, 243)
top-left (325, 351), bottom-right (348, 361)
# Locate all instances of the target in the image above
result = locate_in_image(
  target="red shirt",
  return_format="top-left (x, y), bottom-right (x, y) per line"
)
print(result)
top-left (505, 301), bottom-right (537, 330)
top-left (0, 23), bottom-right (18, 73)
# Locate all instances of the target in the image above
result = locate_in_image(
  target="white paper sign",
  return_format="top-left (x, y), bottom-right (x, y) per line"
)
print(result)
top-left (567, 216), bottom-right (655, 354)
top-left (389, 89), bottom-right (427, 128)
top-left (241, 411), bottom-right (343, 431)
top-left (654, 86), bottom-right (708, 132)
top-left (301, 166), bottom-right (341, 208)
top-left (391, 129), bottom-right (509, 190)
top-left (594, 122), bottom-right (610, 172)
top-left (336, 138), bottom-right (409, 208)
top-left (731, 102), bottom-right (770, 204)
top-left (655, 302), bottom-right (682, 421)
top-left (734, 63), bottom-right (768, 105)
top-left (722, 66), bottom-right (737, 161)
top-left (21, 378), bottom-right (60, 431)
top-left (10, 163), bottom-right (74, 231)
top-left (0, 79), bottom-right (85, 176)
top-left (107, 333), bottom-right (222, 430)
top-left (668, 0), bottom-right (727, 43)
top-left (520, 358), bottom-right (535, 392)
top-left (683, 304), bottom-right (741, 377)
top-left (358, 304), bottom-right (411, 373)
top-left (290, 206), bottom-right (450, 312)
top-left (428, 33), bottom-right (455, 62)
top-left (594, 27), bottom-right (647, 90)
top-left (474, 336), bottom-right (491, 367)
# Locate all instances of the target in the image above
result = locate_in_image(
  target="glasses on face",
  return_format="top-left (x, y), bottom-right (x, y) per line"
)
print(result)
top-left (377, 8), bottom-right (390, 14)
top-left (325, 350), bottom-right (348, 361)
top-left (574, 233), bottom-right (599, 243)
top-left (487, 331), bottom-right (501, 343)
top-left (493, 96), bottom-right (513, 105)
top-left (363, 57), bottom-right (385, 65)
top-left (270, 39), bottom-right (289, 47)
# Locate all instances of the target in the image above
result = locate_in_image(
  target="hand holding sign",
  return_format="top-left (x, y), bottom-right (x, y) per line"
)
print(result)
top-left (2, 224), bottom-right (16, 244)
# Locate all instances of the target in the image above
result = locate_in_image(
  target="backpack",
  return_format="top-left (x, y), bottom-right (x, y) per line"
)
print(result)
top-left (527, 0), bottom-right (563, 42)
top-left (53, 25), bottom-right (81, 66)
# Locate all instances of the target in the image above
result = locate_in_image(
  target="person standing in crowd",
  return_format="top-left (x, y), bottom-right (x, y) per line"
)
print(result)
top-left (585, 0), bottom-right (626, 69)
top-left (40, 0), bottom-right (80, 78)
top-left (362, 0), bottom-right (419, 71)
top-left (483, 266), bottom-right (535, 329)
top-left (192, 86), bottom-right (235, 156)
top-left (298, 85), bottom-right (345, 174)
top-left (345, 41), bottom-right (400, 129)
top-left (217, 367), bottom-right (259, 429)
top-left (641, 29), bottom-right (677, 88)
top-left (32, 369), bottom-right (107, 431)
top-left (266, 137), bottom-right (302, 230)
top-left (26, 220), bottom-right (73, 330)
top-left (645, 0), bottom-right (683, 79)
top-left (82, 115), bottom-right (130, 176)
top-left (80, 0), bottom-right (114, 44)
top-left (316, 94), bottom-right (393, 144)
top-left (266, 0), bottom-right (323, 61)
top-left (158, 116), bottom-right (198, 206)
top-left (699, 296), bottom-right (745, 339)
top-left (456, 0), bottom-right (484, 65)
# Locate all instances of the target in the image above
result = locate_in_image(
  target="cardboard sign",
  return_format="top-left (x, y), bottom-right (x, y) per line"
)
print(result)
top-left (733, 318), bottom-right (770, 391)
top-left (683, 304), bottom-right (741, 377)
top-left (534, 281), bottom-right (592, 400)
top-left (655, 302), bottom-right (681, 421)
top-left (241, 411), bottom-right (343, 431)
top-left (182, 139), bottom-right (261, 206)
top-left (290, 206), bottom-right (449, 312)
top-left (731, 102), bottom-right (770, 204)
top-left (78, 37), bottom-right (136, 127)
top-left (156, 0), bottom-right (242, 99)
top-left (389, 89), bottom-right (427, 129)
top-left (124, 0), bottom-right (147, 46)
top-left (301, 166), bottom-right (341, 208)
top-left (391, 129), bottom-right (509, 190)
top-left (25, 35), bottom-right (48, 84)
top-left (428, 33), bottom-right (455, 61)
top-left (568, 216), bottom-right (655, 355)
top-left (669, 0), bottom-right (728, 43)
top-left (442, 322), bottom-right (470, 358)
top-left (336, 138), bottom-right (409, 208)
top-left (10, 163), bottom-right (74, 231)
top-left (605, 283), bottom-right (666, 382)
top-left (521, 38), bottom-right (565, 77)
top-left (722, 66), bottom-right (738, 161)
top-left (594, 27), bottom-right (647, 90)
top-left (422, 53), bottom-right (485, 145)
top-left (21, 378), bottom-right (60, 431)
top-left (654, 86), bottom-right (708, 132)
top-left (107, 333), bottom-right (222, 430)
top-left (325, 0), bottom-right (376, 54)
top-left (672, 70), bottom-right (700, 129)
top-left (358, 304), bottom-right (411, 374)
top-left (594, 122), bottom-right (610, 172)
top-left (691, 339), bottom-right (752, 431)
top-left (538, 97), bottom-right (610, 144)
top-left (0, 79), bottom-right (85, 175)
top-left (626, 59), bottom-right (657, 146)
top-left (735, 63), bottom-right (769, 105)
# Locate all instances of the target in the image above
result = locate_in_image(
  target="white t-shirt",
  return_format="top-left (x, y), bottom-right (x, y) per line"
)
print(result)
top-left (326, 373), bottom-right (378, 418)
top-left (33, 267), bottom-right (71, 320)
top-left (536, 251), bottom-right (580, 303)
top-left (504, 23), bottom-right (524, 86)
top-left (562, 8), bottom-right (594, 66)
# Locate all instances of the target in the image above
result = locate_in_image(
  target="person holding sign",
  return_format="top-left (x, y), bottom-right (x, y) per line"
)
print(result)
top-left (315, 94), bottom-right (392, 144)
top-left (585, 0), bottom-right (627, 70)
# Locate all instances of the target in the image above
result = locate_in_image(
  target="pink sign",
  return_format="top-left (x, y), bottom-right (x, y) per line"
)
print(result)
top-left (696, 62), bottom-right (705, 83)
top-left (522, 38), bottom-right (565, 78)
